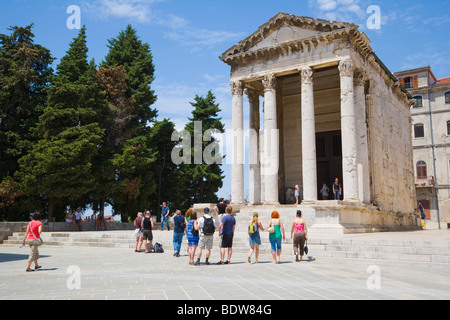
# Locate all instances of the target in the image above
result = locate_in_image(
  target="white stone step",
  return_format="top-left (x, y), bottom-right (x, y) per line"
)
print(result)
top-left (2, 230), bottom-right (449, 264)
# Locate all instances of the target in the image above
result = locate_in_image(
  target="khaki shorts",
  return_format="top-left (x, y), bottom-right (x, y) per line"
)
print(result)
top-left (28, 243), bottom-right (39, 261)
top-left (198, 234), bottom-right (213, 250)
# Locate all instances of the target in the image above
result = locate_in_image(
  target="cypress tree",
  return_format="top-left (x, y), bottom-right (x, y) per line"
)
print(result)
top-left (97, 25), bottom-right (159, 221)
top-left (182, 90), bottom-right (225, 205)
top-left (101, 24), bottom-right (158, 129)
top-left (0, 24), bottom-right (54, 220)
top-left (16, 26), bottom-right (107, 221)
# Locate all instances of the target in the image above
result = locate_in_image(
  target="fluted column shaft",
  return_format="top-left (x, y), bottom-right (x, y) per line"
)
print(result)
top-left (262, 74), bottom-right (279, 204)
top-left (231, 80), bottom-right (244, 204)
top-left (339, 59), bottom-right (359, 201)
top-left (300, 67), bottom-right (318, 202)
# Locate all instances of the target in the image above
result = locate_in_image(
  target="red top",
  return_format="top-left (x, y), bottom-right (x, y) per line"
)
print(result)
top-left (294, 223), bottom-right (305, 233)
top-left (28, 220), bottom-right (42, 240)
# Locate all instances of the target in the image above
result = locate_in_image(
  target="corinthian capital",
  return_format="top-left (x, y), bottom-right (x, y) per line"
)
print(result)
top-left (300, 67), bottom-right (314, 84)
top-left (354, 71), bottom-right (367, 87)
top-left (262, 73), bottom-right (277, 90)
top-left (231, 80), bottom-right (244, 96)
top-left (339, 59), bottom-right (355, 77)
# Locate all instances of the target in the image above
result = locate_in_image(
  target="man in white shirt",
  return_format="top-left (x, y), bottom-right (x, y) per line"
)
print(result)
top-left (194, 207), bottom-right (217, 265)
top-left (74, 208), bottom-right (83, 231)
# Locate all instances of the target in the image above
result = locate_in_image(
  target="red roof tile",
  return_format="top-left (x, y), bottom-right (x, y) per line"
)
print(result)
top-left (436, 77), bottom-right (450, 86)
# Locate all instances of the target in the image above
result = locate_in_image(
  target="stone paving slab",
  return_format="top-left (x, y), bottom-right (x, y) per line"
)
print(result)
top-left (1, 241), bottom-right (449, 301)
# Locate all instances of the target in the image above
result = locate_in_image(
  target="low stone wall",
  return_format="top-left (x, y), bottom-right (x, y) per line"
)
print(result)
top-left (0, 222), bottom-right (28, 243)
top-left (45, 221), bottom-right (135, 232)
top-left (0, 221), bottom-right (136, 243)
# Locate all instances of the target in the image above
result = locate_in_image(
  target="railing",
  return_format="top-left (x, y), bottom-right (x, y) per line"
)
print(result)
top-left (415, 176), bottom-right (435, 187)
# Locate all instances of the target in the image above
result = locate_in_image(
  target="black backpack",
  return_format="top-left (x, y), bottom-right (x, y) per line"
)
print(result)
top-left (153, 243), bottom-right (164, 253)
top-left (202, 216), bottom-right (215, 235)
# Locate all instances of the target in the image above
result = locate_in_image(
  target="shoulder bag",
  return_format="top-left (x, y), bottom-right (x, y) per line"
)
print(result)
top-left (28, 222), bottom-right (43, 247)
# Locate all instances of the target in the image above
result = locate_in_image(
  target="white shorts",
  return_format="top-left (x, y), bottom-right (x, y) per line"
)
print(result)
top-left (134, 228), bottom-right (143, 238)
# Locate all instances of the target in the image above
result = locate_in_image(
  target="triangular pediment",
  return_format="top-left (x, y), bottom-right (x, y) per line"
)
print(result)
top-left (220, 12), bottom-right (358, 64)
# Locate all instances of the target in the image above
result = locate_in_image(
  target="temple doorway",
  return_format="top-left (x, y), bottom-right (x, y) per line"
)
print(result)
top-left (316, 130), bottom-right (342, 200)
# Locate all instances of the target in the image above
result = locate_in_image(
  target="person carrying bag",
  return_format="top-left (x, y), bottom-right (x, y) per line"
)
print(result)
top-left (22, 212), bottom-right (43, 272)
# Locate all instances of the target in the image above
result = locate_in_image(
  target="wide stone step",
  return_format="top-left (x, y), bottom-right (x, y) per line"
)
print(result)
top-left (2, 231), bottom-right (449, 264)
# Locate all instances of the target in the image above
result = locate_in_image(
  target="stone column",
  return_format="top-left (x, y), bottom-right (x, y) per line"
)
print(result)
top-left (231, 80), bottom-right (244, 204)
top-left (300, 67), bottom-right (318, 203)
top-left (354, 72), bottom-right (370, 203)
top-left (262, 73), bottom-right (279, 204)
top-left (247, 89), bottom-right (261, 205)
top-left (339, 59), bottom-right (359, 201)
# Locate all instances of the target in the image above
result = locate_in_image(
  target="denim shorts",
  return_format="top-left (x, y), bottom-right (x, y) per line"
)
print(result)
top-left (269, 238), bottom-right (282, 252)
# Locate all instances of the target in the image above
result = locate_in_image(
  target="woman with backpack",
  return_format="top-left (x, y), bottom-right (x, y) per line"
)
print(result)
top-left (248, 212), bottom-right (264, 263)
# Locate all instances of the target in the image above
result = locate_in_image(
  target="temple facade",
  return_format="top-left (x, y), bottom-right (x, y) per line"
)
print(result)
top-left (220, 13), bottom-right (420, 233)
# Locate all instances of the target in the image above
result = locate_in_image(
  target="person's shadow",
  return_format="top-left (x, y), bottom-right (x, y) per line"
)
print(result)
top-left (0, 252), bottom-right (50, 263)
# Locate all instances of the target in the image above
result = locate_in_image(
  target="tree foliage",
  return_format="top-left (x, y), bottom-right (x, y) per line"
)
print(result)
top-left (0, 24), bottom-right (225, 222)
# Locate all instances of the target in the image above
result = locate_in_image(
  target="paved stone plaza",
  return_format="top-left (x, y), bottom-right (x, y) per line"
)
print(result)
top-left (1, 232), bottom-right (449, 301)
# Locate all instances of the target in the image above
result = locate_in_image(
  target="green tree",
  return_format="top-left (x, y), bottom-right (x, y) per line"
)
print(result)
top-left (147, 119), bottom-right (185, 215)
top-left (98, 25), bottom-right (159, 221)
top-left (0, 24), bottom-right (54, 220)
top-left (16, 26), bottom-right (107, 221)
top-left (101, 24), bottom-right (158, 129)
top-left (182, 90), bottom-right (225, 206)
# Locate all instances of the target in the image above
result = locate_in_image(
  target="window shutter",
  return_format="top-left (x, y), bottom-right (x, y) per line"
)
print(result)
top-left (399, 78), bottom-right (404, 87)
top-left (413, 76), bottom-right (419, 88)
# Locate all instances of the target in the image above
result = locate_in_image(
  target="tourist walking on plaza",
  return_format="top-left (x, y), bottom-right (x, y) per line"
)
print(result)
top-left (173, 210), bottom-right (187, 257)
top-left (160, 202), bottom-right (170, 231)
top-left (267, 211), bottom-right (285, 264)
top-left (291, 210), bottom-right (308, 262)
top-left (248, 212), bottom-right (264, 263)
top-left (134, 212), bottom-right (144, 252)
top-left (186, 211), bottom-right (199, 264)
top-left (21, 212), bottom-right (43, 272)
top-left (194, 207), bottom-right (217, 265)
top-left (142, 210), bottom-right (154, 253)
top-left (218, 206), bottom-right (235, 265)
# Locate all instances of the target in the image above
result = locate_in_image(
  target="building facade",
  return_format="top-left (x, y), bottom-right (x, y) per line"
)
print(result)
top-left (394, 66), bottom-right (450, 229)
top-left (220, 13), bottom-right (419, 233)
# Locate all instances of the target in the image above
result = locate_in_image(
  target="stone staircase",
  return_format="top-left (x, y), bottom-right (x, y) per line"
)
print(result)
top-left (2, 229), bottom-right (449, 264)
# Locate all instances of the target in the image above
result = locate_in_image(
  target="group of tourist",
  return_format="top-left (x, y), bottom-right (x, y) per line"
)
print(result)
top-left (132, 200), bottom-right (309, 265)
top-left (65, 208), bottom-right (107, 231)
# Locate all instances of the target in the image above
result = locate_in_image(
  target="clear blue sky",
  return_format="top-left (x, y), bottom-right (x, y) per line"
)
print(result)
top-left (1, 0), bottom-right (449, 203)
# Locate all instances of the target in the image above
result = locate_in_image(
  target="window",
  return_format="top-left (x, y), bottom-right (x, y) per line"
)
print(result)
top-left (414, 124), bottom-right (424, 138)
top-left (413, 96), bottom-right (423, 108)
top-left (403, 77), bottom-right (412, 89)
top-left (445, 92), bottom-right (450, 104)
top-left (447, 121), bottom-right (450, 135)
top-left (416, 161), bottom-right (427, 179)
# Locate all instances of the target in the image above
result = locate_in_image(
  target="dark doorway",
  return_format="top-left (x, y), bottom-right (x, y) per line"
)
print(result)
top-left (316, 130), bottom-right (342, 199)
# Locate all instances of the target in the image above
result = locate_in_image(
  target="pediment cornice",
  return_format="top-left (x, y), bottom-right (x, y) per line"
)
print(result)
top-left (220, 12), bottom-right (361, 65)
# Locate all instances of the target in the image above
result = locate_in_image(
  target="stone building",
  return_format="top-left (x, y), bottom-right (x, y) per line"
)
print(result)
top-left (220, 13), bottom-right (419, 234)
top-left (394, 66), bottom-right (450, 229)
